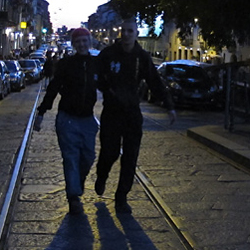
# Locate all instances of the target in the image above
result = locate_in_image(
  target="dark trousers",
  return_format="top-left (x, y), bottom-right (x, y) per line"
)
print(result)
top-left (96, 108), bottom-right (143, 201)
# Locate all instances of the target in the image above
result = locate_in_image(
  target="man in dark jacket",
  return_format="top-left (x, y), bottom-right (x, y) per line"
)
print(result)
top-left (34, 28), bottom-right (99, 215)
top-left (95, 17), bottom-right (176, 214)
top-left (43, 51), bottom-right (54, 89)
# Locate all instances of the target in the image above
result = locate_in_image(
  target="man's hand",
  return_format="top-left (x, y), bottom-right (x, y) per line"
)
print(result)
top-left (34, 115), bottom-right (43, 132)
top-left (168, 110), bottom-right (176, 125)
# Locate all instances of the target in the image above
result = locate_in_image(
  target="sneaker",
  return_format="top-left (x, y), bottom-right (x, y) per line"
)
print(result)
top-left (69, 200), bottom-right (83, 215)
top-left (115, 202), bottom-right (132, 214)
top-left (95, 177), bottom-right (106, 196)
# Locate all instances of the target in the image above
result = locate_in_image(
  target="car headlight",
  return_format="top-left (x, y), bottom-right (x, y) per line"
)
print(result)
top-left (170, 81), bottom-right (182, 90)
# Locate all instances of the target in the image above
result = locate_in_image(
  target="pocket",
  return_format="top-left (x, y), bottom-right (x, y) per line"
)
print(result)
top-left (55, 111), bottom-right (71, 131)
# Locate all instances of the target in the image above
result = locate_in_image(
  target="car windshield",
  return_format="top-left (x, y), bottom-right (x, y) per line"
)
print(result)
top-left (5, 62), bottom-right (17, 72)
top-left (166, 65), bottom-right (206, 80)
top-left (30, 52), bottom-right (43, 56)
top-left (19, 60), bottom-right (36, 68)
top-left (37, 58), bottom-right (46, 64)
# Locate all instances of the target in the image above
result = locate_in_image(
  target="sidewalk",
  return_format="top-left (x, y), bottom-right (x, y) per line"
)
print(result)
top-left (187, 122), bottom-right (250, 170)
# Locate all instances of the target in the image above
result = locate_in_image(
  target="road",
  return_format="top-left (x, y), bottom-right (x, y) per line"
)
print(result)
top-left (3, 84), bottom-right (250, 249)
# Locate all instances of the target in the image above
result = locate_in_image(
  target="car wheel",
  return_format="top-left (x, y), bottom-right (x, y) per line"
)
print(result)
top-left (0, 84), bottom-right (4, 100)
top-left (8, 84), bottom-right (11, 94)
top-left (21, 78), bottom-right (26, 89)
top-left (16, 80), bottom-right (22, 92)
top-left (3, 84), bottom-right (8, 97)
top-left (17, 84), bottom-right (22, 92)
top-left (147, 89), bottom-right (155, 103)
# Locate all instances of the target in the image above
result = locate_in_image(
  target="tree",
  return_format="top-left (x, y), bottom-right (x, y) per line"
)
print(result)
top-left (110, 0), bottom-right (250, 50)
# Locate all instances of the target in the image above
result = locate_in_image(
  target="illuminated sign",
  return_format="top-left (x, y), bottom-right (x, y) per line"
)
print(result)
top-left (20, 22), bottom-right (27, 29)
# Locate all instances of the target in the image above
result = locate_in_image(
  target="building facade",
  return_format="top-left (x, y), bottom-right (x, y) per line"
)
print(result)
top-left (0, 0), bottom-right (51, 58)
top-left (88, 2), bottom-right (122, 48)
top-left (139, 20), bottom-right (250, 64)
top-left (88, 3), bottom-right (250, 65)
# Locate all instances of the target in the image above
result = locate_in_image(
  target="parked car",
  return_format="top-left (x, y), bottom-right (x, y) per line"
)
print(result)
top-left (30, 55), bottom-right (46, 67)
top-left (0, 61), bottom-right (11, 99)
top-left (142, 60), bottom-right (221, 107)
top-left (34, 59), bottom-right (43, 79)
top-left (19, 59), bottom-right (40, 84)
top-left (29, 51), bottom-right (45, 58)
top-left (39, 44), bottom-right (49, 51)
top-left (4, 60), bottom-right (26, 91)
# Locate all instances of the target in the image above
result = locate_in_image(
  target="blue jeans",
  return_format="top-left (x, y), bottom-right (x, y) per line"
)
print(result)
top-left (56, 111), bottom-right (98, 201)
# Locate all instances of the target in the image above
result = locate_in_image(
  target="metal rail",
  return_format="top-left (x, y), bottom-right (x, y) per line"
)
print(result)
top-left (0, 90), bottom-right (230, 249)
top-left (134, 113), bottom-right (197, 249)
top-left (135, 168), bottom-right (197, 250)
top-left (0, 83), bottom-right (42, 246)
top-left (138, 112), bottom-right (250, 250)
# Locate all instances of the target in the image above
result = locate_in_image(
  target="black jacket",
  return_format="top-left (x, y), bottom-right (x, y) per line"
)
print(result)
top-left (38, 53), bottom-right (97, 117)
top-left (97, 40), bottom-right (174, 112)
top-left (43, 58), bottom-right (54, 78)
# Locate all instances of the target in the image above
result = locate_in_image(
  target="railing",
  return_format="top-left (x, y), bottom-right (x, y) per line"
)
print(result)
top-left (205, 61), bottom-right (250, 131)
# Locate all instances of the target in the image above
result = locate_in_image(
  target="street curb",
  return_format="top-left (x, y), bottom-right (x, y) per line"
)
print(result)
top-left (187, 125), bottom-right (250, 169)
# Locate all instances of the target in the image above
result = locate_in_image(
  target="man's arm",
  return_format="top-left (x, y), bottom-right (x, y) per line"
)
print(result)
top-left (143, 54), bottom-right (176, 124)
top-left (37, 59), bottom-right (65, 116)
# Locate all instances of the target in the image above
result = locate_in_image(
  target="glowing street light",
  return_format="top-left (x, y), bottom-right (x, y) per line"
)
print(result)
top-left (42, 28), bottom-right (47, 34)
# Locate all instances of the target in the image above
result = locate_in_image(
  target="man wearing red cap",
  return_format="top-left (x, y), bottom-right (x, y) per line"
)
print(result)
top-left (34, 28), bottom-right (99, 215)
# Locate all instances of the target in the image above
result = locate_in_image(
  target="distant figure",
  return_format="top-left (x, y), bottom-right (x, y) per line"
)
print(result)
top-left (52, 53), bottom-right (59, 70)
top-left (43, 52), bottom-right (54, 89)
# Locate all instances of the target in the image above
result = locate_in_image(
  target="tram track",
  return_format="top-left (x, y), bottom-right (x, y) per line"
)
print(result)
top-left (1, 87), bottom-right (249, 249)
top-left (135, 169), bottom-right (197, 250)
top-left (136, 112), bottom-right (250, 250)
top-left (0, 87), bottom-right (195, 249)
top-left (0, 83), bottom-right (42, 249)
top-left (135, 114), bottom-right (197, 250)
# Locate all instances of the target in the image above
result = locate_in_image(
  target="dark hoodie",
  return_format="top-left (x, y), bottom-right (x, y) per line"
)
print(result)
top-left (37, 53), bottom-right (97, 117)
top-left (97, 40), bottom-right (174, 112)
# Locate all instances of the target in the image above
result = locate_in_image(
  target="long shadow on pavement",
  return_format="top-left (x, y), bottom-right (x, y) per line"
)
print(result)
top-left (95, 202), bottom-right (158, 250)
top-left (45, 213), bottom-right (94, 250)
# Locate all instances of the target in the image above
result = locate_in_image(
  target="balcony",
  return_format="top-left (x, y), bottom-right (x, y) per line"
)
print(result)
top-left (0, 7), bottom-right (20, 26)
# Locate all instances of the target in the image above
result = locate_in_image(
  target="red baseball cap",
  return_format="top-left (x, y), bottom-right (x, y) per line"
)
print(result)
top-left (71, 28), bottom-right (91, 42)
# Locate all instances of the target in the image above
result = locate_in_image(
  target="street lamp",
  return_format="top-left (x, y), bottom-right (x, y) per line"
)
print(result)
top-left (42, 28), bottom-right (47, 42)
top-left (42, 28), bottom-right (47, 34)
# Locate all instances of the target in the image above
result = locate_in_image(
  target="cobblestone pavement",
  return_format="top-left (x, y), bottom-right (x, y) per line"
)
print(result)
top-left (4, 89), bottom-right (250, 250)
top-left (5, 95), bottom-right (185, 250)
top-left (0, 84), bottom-right (40, 214)
top-left (139, 106), bottom-right (250, 250)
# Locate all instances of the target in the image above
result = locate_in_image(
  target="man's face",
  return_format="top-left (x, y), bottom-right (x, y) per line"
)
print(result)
top-left (72, 35), bottom-right (91, 55)
top-left (121, 22), bottom-right (138, 46)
